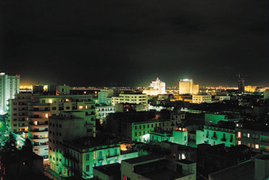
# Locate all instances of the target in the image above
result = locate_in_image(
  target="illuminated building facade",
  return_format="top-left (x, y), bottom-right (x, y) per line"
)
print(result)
top-left (53, 137), bottom-right (139, 179)
top-left (95, 105), bottom-right (115, 125)
top-left (203, 125), bottom-right (236, 147)
top-left (143, 77), bottom-right (166, 95)
top-left (132, 119), bottom-right (182, 142)
top-left (28, 93), bottom-right (96, 159)
top-left (244, 85), bottom-right (257, 93)
top-left (235, 123), bottom-right (269, 154)
top-left (97, 90), bottom-right (112, 105)
top-left (179, 78), bottom-right (199, 95)
top-left (49, 110), bottom-right (96, 177)
top-left (192, 94), bottom-right (212, 104)
top-left (150, 77), bottom-right (166, 94)
top-left (111, 93), bottom-right (148, 111)
top-left (0, 72), bottom-right (20, 114)
top-left (150, 127), bottom-right (188, 146)
top-left (205, 112), bottom-right (241, 125)
top-left (7, 93), bottom-right (32, 138)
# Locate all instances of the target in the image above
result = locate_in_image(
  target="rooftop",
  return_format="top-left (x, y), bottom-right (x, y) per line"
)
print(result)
top-left (209, 160), bottom-right (254, 180)
top-left (93, 163), bottom-right (121, 177)
top-left (123, 154), bottom-right (164, 164)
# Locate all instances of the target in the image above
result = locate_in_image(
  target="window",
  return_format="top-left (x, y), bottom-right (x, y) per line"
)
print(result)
top-left (94, 152), bottom-right (97, 159)
top-left (237, 132), bottom-right (242, 138)
top-left (86, 165), bottom-right (89, 172)
top-left (238, 141), bottom-right (241, 145)
top-left (86, 154), bottom-right (89, 161)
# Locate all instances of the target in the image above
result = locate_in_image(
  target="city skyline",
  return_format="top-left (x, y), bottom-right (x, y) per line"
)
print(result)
top-left (1, 0), bottom-right (268, 87)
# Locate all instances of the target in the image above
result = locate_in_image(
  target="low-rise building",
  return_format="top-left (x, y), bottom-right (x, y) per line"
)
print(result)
top-left (111, 93), bottom-right (148, 111)
top-left (61, 137), bottom-right (139, 179)
top-left (192, 94), bottom-right (212, 104)
top-left (96, 105), bottom-right (115, 125)
top-left (121, 155), bottom-right (196, 180)
top-left (203, 121), bottom-right (236, 147)
top-left (236, 122), bottom-right (269, 154)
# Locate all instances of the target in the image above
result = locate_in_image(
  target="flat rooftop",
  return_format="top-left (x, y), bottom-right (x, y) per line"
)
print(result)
top-left (140, 168), bottom-right (186, 180)
top-left (123, 154), bottom-right (164, 164)
top-left (209, 160), bottom-right (254, 180)
top-left (93, 163), bottom-right (121, 177)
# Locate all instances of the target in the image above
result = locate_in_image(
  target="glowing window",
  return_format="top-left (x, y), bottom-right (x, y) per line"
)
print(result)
top-left (247, 133), bottom-right (250, 138)
top-left (237, 132), bottom-right (242, 138)
top-left (182, 154), bottom-right (186, 159)
top-left (34, 121), bottom-right (38, 125)
top-left (79, 106), bottom-right (83, 110)
top-left (85, 105), bottom-right (88, 109)
top-left (238, 141), bottom-right (241, 145)
top-left (255, 144), bottom-right (259, 149)
top-left (49, 99), bottom-right (52, 103)
top-left (94, 152), bottom-right (96, 159)
top-left (45, 114), bottom-right (49, 118)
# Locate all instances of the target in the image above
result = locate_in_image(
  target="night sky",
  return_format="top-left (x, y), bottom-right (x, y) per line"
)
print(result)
top-left (0, 0), bottom-right (268, 87)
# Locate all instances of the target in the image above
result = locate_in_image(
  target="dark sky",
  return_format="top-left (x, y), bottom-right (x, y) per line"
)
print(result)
top-left (0, 0), bottom-right (268, 87)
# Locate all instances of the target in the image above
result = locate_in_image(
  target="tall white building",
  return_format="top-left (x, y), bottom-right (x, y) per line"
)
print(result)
top-left (0, 72), bottom-right (20, 114)
top-left (150, 77), bottom-right (166, 94)
top-left (143, 77), bottom-right (166, 95)
top-left (179, 78), bottom-right (199, 95)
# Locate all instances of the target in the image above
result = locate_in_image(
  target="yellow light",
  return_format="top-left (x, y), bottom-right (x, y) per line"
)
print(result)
top-left (237, 132), bottom-right (241, 138)
top-left (238, 141), bottom-right (241, 145)
top-left (79, 106), bottom-right (83, 110)
top-left (255, 144), bottom-right (259, 149)
top-left (45, 114), bottom-right (49, 118)
top-left (34, 121), bottom-right (38, 125)
top-left (49, 99), bottom-right (53, 103)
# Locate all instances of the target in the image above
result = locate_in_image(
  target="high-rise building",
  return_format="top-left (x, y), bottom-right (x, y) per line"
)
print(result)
top-left (27, 88), bottom-right (96, 160)
top-left (143, 77), bottom-right (166, 96)
top-left (150, 77), bottom-right (166, 94)
top-left (0, 72), bottom-right (20, 113)
top-left (7, 93), bottom-right (32, 138)
top-left (179, 78), bottom-right (199, 95)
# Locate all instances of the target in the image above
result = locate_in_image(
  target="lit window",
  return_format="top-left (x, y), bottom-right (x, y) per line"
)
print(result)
top-left (182, 154), bottom-right (186, 159)
top-left (237, 132), bottom-right (241, 138)
top-left (45, 114), bottom-right (49, 118)
top-left (247, 133), bottom-right (250, 138)
top-left (94, 152), bottom-right (96, 159)
top-left (79, 106), bottom-right (83, 110)
top-left (49, 99), bottom-right (52, 103)
top-left (34, 121), bottom-right (38, 125)
top-left (85, 105), bottom-right (88, 109)
top-left (238, 141), bottom-right (241, 145)
top-left (255, 144), bottom-right (259, 149)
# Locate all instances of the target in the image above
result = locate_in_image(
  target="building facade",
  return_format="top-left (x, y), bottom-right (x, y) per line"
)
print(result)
top-left (192, 94), bottom-right (212, 104)
top-left (179, 78), bottom-right (199, 95)
top-left (7, 93), bottom-right (32, 137)
top-left (0, 72), bottom-right (20, 114)
top-left (111, 93), bottom-right (148, 111)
